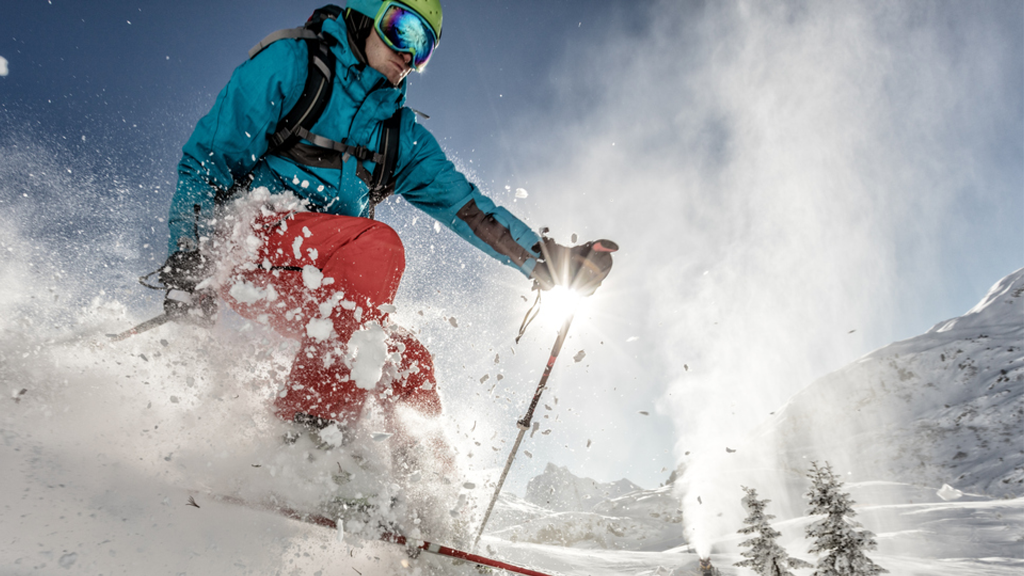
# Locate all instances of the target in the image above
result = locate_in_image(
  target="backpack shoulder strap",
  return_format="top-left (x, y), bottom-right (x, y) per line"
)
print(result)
top-left (249, 7), bottom-right (340, 154)
top-left (248, 3), bottom-right (342, 58)
top-left (366, 109), bottom-right (403, 217)
top-left (266, 37), bottom-right (336, 152)
top-left (248, 27), bottom-right (319, 60)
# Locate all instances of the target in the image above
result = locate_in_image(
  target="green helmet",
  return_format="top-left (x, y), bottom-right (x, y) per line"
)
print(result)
top-left (347, 0), bottom-right (443, 40)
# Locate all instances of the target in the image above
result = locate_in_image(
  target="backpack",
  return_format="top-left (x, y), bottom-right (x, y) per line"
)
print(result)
top-left (246, 5), bottom-right (401, 218)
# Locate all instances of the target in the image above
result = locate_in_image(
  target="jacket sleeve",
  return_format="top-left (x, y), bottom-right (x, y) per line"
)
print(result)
top-left (393, 115), bottom-right (542, 278)
top-left (167, 40), bottom-right (306, 253)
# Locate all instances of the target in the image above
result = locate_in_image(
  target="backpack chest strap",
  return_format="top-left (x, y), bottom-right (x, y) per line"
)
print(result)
top-left (291, 125), bottom-right (385, 165)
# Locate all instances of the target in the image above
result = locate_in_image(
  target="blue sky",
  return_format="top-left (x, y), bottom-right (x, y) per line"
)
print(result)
top-left (2, 0), bottom-right (1022, 494)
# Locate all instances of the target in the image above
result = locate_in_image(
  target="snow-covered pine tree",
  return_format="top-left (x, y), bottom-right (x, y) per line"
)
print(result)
top-left (734, 486), bottom-right (811, 576)
top-left (804, 462), bottom-right (887, 576)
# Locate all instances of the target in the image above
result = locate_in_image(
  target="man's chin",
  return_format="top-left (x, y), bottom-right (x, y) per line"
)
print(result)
top-left (390, 65), bottom-right (410, 85)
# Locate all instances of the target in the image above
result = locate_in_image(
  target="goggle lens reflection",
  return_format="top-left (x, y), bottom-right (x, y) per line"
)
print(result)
top-left (376, 3), bottom-right (437, 71)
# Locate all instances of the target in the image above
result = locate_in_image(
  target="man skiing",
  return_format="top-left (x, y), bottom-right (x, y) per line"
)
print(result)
top-left (159, 0), bottom-right (614, 453)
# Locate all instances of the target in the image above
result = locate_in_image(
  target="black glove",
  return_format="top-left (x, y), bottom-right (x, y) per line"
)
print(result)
top-left (530, 237), bottom-right (618, 296)
top-left (159, 251), bottom-right (217, 326)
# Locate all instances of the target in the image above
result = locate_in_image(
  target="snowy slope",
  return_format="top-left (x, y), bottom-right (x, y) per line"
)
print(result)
top-left (481, 469), bottom-right (1023, 575)
top-left (665, 481), bottom-right (1024, 576)
top-left (762, 268), bottom-right (1024, 497)
top-left (1, 205), bottom-right (1020, 576)
top-left (1, 274), bottom-right (1022, 575)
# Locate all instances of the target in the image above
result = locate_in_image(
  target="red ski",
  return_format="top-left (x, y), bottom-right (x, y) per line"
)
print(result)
top-left (190, 492), bottom-right (556, 576)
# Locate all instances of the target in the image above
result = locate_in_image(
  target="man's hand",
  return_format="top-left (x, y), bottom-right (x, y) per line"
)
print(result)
top-left (159, 251), bottom-right (217, 326)
top-left (530, 238), bottom-right (618, 296)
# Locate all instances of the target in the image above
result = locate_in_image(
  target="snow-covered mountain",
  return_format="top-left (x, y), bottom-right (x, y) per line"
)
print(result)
top-left (524, 462), bottom-right (642, 512)
top-left (761, 268), bottom-right (1024, 497)
top-left (477, 463), bottom-right (648, 536)
top-left (490, 465), bottom-right (683, 551)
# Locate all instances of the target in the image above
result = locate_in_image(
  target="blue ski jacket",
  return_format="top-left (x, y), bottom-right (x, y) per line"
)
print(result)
top-left (167, 15), bottom-right (541, 277)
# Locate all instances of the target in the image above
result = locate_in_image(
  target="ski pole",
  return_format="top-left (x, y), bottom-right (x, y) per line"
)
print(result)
top-left (199, 492), bottom-right (558, 576)
top-left (107, 313), bottom-right (172, 342)
top-left (473, 311), bottom-right (576, 550)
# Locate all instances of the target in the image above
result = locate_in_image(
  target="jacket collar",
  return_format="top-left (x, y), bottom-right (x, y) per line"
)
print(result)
top-left (321, 16), bottom-right (408, 106)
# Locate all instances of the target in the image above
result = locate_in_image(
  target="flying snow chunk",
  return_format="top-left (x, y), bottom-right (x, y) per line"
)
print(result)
top-left (515, 188), bottom-right (529, 199)
top-left (302, 265), bottom-right (324, 290)
top-left (228, 280), bottom-right (278, 304)
top-left (448, 317), bottom-right (458, 328)
top-left (627, 336), bottom-right (639, 342)
top-left (58, 553), bottom-right (78, 569)
top-left (573, 350), bottom-right (586, 363)
top-left (450, 493), bottom-right (468, 517)
top-left (305, 318), bottom-right (334, 342)
top-left (937, 484), bottom-right (963, 501)
top-left (371, 432), bottom-right (393, 442)
top-left (0, 56), bottom-right (8, 77)
top-left (348, 323), bottom-right (388, 390)
top-left (319, 425), bottom-right (347, 448)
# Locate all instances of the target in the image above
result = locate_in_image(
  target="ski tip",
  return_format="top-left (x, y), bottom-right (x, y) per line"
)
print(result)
top-left (592, 239), bottom-right (619, 253)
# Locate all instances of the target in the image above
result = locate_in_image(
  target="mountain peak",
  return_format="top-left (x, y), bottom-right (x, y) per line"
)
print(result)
top-left (525, 463), bottom-right (642, 512)
top-left (767, 268), bottom-right (1024, 498)
top-left (929, 267), bottom-right (1024, 335)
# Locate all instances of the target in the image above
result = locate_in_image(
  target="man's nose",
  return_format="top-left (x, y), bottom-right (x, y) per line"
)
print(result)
top-left (401, 52), bottom-right (412, 65)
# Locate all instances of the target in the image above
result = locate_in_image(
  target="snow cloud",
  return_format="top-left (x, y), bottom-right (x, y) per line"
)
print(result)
top-left (0, 55), bottom-right (8, 77)
top-left (514, 0), bottom-right (1022, 551)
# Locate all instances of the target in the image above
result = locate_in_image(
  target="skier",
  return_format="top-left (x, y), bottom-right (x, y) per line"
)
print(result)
top-left (157, 1), bottom-right (614, 456)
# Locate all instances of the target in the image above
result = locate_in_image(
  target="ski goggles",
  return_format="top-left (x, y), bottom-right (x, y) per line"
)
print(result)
top-left (373, 1), bottom-right (438, 72)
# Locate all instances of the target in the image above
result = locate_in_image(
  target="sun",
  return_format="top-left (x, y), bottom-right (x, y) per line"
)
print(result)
top-left (537, 284), bottom-right (583, 327)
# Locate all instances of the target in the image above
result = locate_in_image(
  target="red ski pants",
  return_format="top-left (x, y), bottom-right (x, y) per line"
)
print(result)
top-left (220, 211), bottom-right (442, 426)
